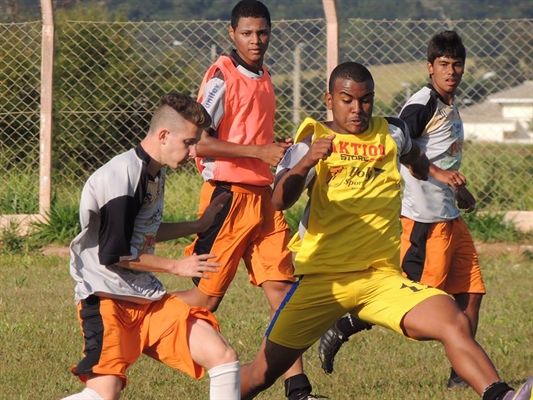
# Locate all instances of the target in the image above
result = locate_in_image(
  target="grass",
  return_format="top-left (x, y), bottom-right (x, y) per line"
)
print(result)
top-left (0, 165), bottom-right (40, 215)
top-left (462, 210), bottom-right (529, 243)
top-left (0, 246), bottom-right (531, 399)
top-left (462, 142), bottom-right (533, 211)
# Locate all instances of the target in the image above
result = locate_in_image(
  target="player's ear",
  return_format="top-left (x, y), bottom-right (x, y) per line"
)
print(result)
top-left (427, 61), bottom-right (434, 76)
top-left (325, 92), bottom-right (333, 110)
top-left (158, 129), bottom-right (169, 143)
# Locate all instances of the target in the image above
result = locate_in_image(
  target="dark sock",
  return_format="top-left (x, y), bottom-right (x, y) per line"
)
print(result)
top-left (482, 380), bottom-right (514, 400)
top-left (285, 373), bottom-right (312, 399)
top-left (335, 315), bottom-right (372, 338)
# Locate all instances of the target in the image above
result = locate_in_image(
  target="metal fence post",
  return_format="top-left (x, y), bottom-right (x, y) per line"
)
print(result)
top-left (39, 0), bottom-right (54, 216)
top-left (322, 0), bottom-right (338, 120)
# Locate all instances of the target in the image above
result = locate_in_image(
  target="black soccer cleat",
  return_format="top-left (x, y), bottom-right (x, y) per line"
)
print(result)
top-left (447, 367), bottom-right (469, 389)
top-left (318, 325), bottom-right (349, 374)
top-left (288, 391), bottom-right (328, 400)
top-left (447, 375), bottom-right (469, 389)
top-left (285, 373), bottom-right (329, 400)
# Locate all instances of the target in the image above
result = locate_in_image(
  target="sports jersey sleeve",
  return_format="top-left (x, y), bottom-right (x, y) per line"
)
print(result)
top-left (275, 136), bottom-right (315, 189)
top-left (399, 86), bottom-right (437, 138)
top-left (385, 117), bottom-right (414, 159)
top-left (81, 154), bottom-right (145, 266)
top-left (200, 69), bottom-right (226, 135)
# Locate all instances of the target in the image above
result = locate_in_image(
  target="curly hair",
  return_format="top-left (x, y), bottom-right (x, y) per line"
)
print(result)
top-left (328, 62), bottom-right (374, 93)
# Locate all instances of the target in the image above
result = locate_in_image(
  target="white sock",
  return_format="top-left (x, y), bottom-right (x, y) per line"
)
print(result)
top-left (207, 361), bottom-right (241, 400)
top-left (60, 388), bottom-right (104, 400)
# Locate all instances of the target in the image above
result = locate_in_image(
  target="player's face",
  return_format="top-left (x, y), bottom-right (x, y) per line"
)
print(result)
top-left (229, 17), bottom-right (270, 70)
top-left (163, 120), bottom-right (201, 169)
top-left (325, 78), bottom-right (374, 135)
top-left (428, 56), bottom-right (464, 101)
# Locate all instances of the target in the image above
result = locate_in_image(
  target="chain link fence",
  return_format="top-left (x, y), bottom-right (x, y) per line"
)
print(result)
top-left (1, 21), bottom-right (42, 215)
top-left (1, 17), bottom-right (532, 225)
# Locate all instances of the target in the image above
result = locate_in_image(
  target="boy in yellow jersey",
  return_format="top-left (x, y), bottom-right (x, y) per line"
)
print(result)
top-left (172, 1), bottom-right (316, 399)
top-left (319, 31), bottom-right (486, 391)
top-left (238, 62), bottom-right (531, 400)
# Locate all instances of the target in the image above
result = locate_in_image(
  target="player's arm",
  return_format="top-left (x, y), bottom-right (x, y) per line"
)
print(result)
top-left (115, 252), bottom-right (220, 279)
top-left (400, 98), bottom-right (465, 188)
top-left (272, 134), bottom-right (335, 210)
top-left (400, 140), bottom-right (429, 181)
top-left (155, 192), bottom-right (230, 242)
top-left (388, 116), bottom-right (429, 181)
top-left (196, 130), bottom-right (292, 167)
top-left (428, 163), bottom-right (469, 191)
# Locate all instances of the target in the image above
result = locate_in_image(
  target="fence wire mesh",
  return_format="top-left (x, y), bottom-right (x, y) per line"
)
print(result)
top-left (1, 21), bottom-right (42, 215)
top-left (1, 17), bottom-right (531, 221)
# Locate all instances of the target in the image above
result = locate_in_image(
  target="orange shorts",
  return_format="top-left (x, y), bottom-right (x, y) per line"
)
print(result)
top-left (71, 294), bottom-right (219, 387)
top-left (400, 216), bottom-right (486, 295)
top-left (184, 181), bottom-right (295, 297)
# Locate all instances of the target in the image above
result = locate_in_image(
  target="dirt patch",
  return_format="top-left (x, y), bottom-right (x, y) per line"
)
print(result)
top-left (40, 245), bottom-right (71, 258)
top-left (474, 241), bottom-right (533, 258)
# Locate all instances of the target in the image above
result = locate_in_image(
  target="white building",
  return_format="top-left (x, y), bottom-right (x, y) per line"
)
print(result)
top-left (461, 80), bottom-right (533, 143)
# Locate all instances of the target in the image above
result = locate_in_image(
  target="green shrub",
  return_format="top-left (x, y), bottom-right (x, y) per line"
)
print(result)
top-left (1, 221), bottom-right (26, 254)
top-left (31, 199), bottom-right (80, 246)
top-left (462, 210), bottom-right (527, 243)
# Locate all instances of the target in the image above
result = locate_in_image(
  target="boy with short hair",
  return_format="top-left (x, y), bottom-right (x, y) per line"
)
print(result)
top-left (173, 1), bottom-right (315, 399)
top-left (63, 93), bottom-right (240, 400)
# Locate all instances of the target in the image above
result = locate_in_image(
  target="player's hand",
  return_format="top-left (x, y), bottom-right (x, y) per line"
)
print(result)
top-left (259, 141), bottom-right (293, 167)
top-left (432, 168), bottom-right (467, 191)
top-left (456, 186), bottom-right (476, 213)
top-left (171, 253), bottom-right (220, 278)
top-left (301, 134), bottom-right (335, 168)
top-left (277, 137), bottom-right (294, 146)
top-left (197, 192), bottom-right (230, 232)
top-left (408, 152), bottom-right (429, 181)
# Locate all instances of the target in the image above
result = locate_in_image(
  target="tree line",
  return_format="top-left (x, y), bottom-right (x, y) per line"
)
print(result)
top-left (2, 0), bottom-right (532, 23)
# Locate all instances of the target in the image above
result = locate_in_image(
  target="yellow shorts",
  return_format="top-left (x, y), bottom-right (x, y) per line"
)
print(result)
top-left (401, 216), bottom-right (486, 295)
top-left (185, 181), bottom-right (295, 297)
top-left (267, 268), bottom-right (446, 349)
top-left (71, 294), bottom-right (219, 387)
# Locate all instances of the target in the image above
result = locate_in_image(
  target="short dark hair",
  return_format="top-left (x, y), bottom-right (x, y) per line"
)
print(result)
top-left (231, 0), bottom-right (271, 30)
top-left (427, 30), bottom-right (466, 64)
top-left (158, 92), bottom-right (212, 130)
top-left (328, 62), bottom-right (374, 93)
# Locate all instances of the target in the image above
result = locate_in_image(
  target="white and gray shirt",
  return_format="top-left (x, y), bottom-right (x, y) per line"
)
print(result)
top-left (399, 84), bottom-right (464, 222)
top-left (69, 145), bottom-right (166, 304)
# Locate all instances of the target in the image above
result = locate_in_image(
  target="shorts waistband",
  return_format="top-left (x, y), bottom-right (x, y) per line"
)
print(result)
top-left (210, 180), bottom-right (270, 195)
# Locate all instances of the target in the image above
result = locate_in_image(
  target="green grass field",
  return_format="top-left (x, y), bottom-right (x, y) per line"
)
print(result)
top-left (1, 244), bottom-right (532, 400)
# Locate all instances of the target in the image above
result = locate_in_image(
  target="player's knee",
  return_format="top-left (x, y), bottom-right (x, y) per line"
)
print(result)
top-left (442, 310), bottom-right (473, 341)
top-left (202, 295), bottom-right (223, 312)
top-left (85, 374), bottom-right (123, 400)
top-left (218, 343), bottom-right (239, 364)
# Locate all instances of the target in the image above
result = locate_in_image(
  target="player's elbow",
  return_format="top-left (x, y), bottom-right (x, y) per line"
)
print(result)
top-left (272, 196), bottom-right (288, 211)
